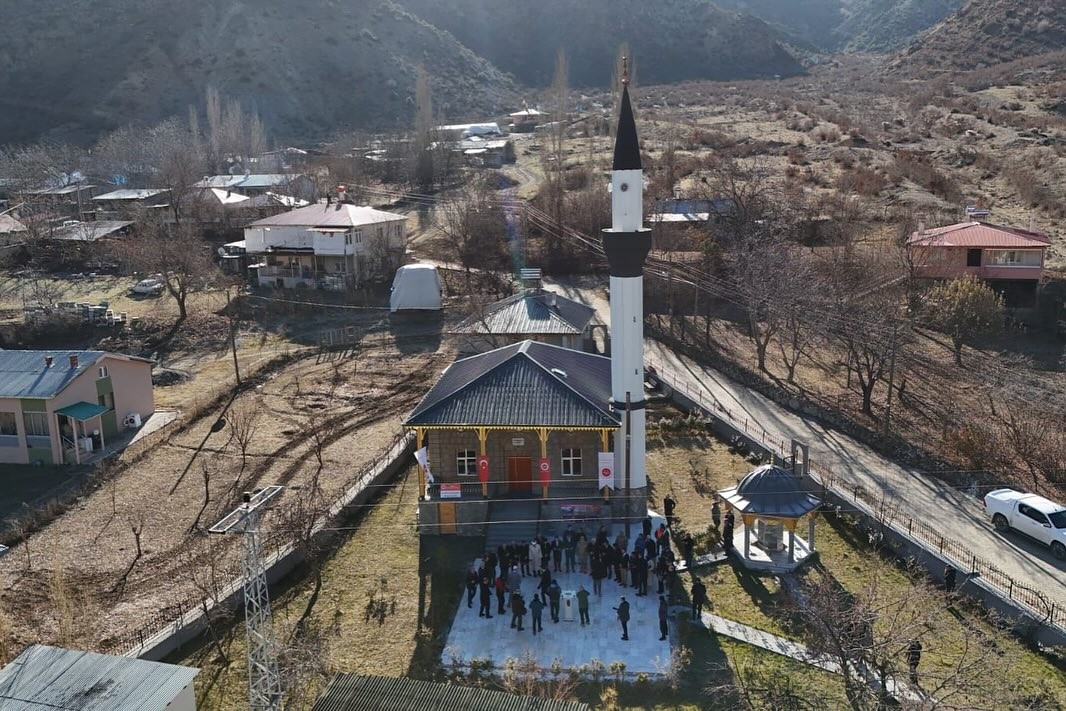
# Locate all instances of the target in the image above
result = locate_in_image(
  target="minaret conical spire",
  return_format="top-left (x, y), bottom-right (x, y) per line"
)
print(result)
top-left (612, 58), bottom-right (641, 171)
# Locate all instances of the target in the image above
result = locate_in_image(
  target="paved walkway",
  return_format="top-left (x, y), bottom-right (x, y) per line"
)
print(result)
top-left (541, 279), bottom-right (1066, 611)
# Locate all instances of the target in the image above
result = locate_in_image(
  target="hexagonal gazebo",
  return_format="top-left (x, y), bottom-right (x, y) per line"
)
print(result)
top-left (719, 464), bottom-right (821, 573)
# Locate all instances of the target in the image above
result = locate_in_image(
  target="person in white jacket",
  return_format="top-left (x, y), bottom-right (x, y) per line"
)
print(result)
top-left (529, 539), bottom-right (542, 577)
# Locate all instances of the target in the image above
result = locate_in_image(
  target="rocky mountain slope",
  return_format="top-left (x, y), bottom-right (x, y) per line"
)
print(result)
top-left (395, 0), bottom-right (805, 87)
top-left (896, 0), bottom-right (1066, 72)
top-left (0, 0), bottom-right (516, 145)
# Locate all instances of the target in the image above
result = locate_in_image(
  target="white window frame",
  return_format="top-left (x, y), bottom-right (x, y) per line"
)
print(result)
top-left (98, 365), bottom-right (109, 378)
top-left (0, 411), bottom-right (18, 437)
top-left (456, 449), bottom-right (477, 477)
top-left (561, 448), bottom-right (582, 477)
top-left (23, 412), bottom-right (50, 437)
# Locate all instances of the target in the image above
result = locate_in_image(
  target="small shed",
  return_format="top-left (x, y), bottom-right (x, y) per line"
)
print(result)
top-left (390, 264), bottom-right (442, 312)
top-left (719, 464), bottom-right (820, 572)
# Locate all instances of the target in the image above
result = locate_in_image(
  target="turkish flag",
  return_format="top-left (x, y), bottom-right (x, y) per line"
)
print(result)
top-left (477, 455), bottom-right (489, 483)
top-left (538, 457), bottom-right (551, 485)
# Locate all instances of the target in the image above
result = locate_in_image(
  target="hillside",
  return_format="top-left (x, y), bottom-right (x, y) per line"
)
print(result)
top-left (0, 0), bottom-right (517, 145)
top-left (395, 0), bottom-right (805, 87)
top-left (897, 0), bottom-right (1066, 72)
top-left (712, 0), bottom-right (961, 51)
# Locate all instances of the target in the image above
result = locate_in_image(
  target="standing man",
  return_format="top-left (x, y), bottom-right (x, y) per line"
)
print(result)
top-left (508, 565), bottom-right (522, 594)
top-left (614, 596), bottom-right (631, 641)
top-left (664, 495), bottom-right (677, 528)
top-left (682, 533), bottom-right (695, 569)
top-left (552, 536), bottom-right (563, 573)
top-left (722, 510), bottom-right (735, 554)
top-left (907, 638), bottom-right (923, 685)
top-left (495, 574), bottom-right (507, 615)
top-left (528, 539), bottom-right (541, 578)
top-left (478, 576), bottom-right (493, 619)
top-left (466, 567), bottom-right (478, 609)
top-left (944, 565), bottom-right (957, 596)
top-left (658, 595), bottom-right (669, 641)
top-left (539, 567), bottom-right (552, 604)
top-left (577, 585), bottom-right (591, 626)
top-left (711, 498), bottom-right (722, 532)
top-left (511, 591), bottom-right (526, 632)
top-left (563, 526), bottom-right (577, 573)
top-left (529, 594), bottom-right (545, 636)
top-left (642, 516), bottom-right (653, 538)
top-left (548, 579), bottom-right (562, 623)
top-left (691, 578), bottom-right (708, 620)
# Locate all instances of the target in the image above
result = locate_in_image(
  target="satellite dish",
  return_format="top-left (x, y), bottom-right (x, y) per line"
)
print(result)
top-left (217, 247), bottom-right (227, 257)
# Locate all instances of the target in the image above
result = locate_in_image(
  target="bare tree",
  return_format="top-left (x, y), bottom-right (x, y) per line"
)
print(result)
top-left (121, 216), bottom-right (221, 322)
top-left (436, 182), bottom-right (511, 280)
top-left (413, 65), bottom-right (435, 192)
top-left (924, 275), bottom-right (1004, 367)
top-left (48, 567), bottom-right (79, 646)
top-left (228, 398), bottom-right (263, 474)
top-left (113, 514), bottom-right (146, 596)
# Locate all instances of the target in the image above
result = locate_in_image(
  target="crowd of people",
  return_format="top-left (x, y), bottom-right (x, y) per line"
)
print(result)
top-left (465, 515), bottom-right (707, 642)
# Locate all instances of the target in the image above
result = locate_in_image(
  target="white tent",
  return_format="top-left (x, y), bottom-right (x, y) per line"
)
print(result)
top-left (390, 264), bottom-right (442, 312)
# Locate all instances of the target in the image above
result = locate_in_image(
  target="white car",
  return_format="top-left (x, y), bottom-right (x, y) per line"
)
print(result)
top-left (984, 488), bottom-right (1066, 560)
top-left (130, 278), bottom-right (164, 296)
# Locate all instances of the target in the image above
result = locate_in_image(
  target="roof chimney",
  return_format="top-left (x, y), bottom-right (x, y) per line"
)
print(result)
top-left (69, 354), bottom-right (79, 369)
top-left (44, 355), bottom-right (53, 368)
top-left (917, 217), bottom-right (926, 235)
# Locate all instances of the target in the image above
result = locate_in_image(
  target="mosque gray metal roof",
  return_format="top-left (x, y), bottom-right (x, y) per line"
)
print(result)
top-left (450, 289), bottom-right (595, 337)
top-left (719, 464), bottom-right (821, 518)
top-left (404, 340), bottom-right (619, 429)
top-left (0, 644), bottom-right (199, 711)
top-left (312, 673), bottom-right (590, 711)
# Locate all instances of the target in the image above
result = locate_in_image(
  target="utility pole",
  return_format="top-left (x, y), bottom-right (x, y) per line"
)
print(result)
top-left (624, 391), bottom-right (632, 538)
top-left (227, 289), bottom-right (241, 387)
top-left (883, 324), bottom-right (900, 436)
top-left (209, 486), bottom-right (284, 711)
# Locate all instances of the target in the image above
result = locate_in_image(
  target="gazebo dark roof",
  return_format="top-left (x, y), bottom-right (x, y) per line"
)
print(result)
top-left (719, 464), bottom-right (820, 518)
top-left (404, 340), bottom-right (619, 429)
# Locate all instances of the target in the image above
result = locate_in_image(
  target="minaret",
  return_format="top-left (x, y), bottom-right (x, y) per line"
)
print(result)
top-left (603, 59), bottom-right (652, 502)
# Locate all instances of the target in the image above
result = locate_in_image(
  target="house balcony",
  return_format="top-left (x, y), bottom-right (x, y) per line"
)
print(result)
top-left (255, 266), bottom-right (348, 291)
top-left (912, 264), bottom-right (1043, 282)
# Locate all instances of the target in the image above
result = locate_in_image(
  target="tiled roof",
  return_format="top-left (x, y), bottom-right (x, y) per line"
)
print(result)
top-left (405, 340), bottom-right (618, 428)
top-left (312, 673), bottom-right (590, 711)
top-left (0, 644), bottom-right (199, 711)
top-left (247, 202), bottom-right (407, 229)
top-left (451, 289), bottom-right (595, 336)
top-left (907, 222), bottom-right (1051, 248)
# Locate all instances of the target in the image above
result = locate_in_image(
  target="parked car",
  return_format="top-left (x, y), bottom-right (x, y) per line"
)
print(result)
top-left (129, 278), bottom-right (164, 296)
top-left (984, 488), bottom-right (1066, 560)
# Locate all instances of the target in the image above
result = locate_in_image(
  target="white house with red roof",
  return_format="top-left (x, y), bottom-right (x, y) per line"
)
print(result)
top-left (906, 221), bottom-right (1051, 306)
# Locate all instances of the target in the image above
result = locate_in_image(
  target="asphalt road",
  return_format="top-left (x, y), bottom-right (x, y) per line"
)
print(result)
top-left (544, 278), bottom-right (1066, 608)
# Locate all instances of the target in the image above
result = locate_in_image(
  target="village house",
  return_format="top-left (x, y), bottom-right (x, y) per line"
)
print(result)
top-left (0, 349), bottom-right (154, 466)
top-left (91, 188), bottom-right (170, 220)
top-left (405, 340), bottom-right (619, 535)
top-left (449, 288), bottom-right (596, 354)
top-left (244, 201), bottom-right (408, 290)
top-left (0, 212), bottom-right (27, 245)
top-left (458, 136), bottom-right (516, 168)
top-left (194, 173), bottom-right (317, 201)
top-left (907, 221), bottom-right (1051, 307)
top-left (509, 108), bottom-right (549, 133)
top-left (0, 645), bottom-right (199, 711)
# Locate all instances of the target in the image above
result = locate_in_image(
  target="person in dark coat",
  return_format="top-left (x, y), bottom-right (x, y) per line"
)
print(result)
top-left (722, 510), bottom-right (735, 553)
top-left (495, 575), bottom-right (507, 615)
top-left (577, 585), bottom-right (591, 625)
top-left (485, 552), bottom-right (498, 582)
top-left (658, 595), bottom-right (670, 640)
top-left (614, 596), bottom-right (631, 640)
top-left (591, 553), bottom-right (606, 597)
top-left (478, 576), bottom-right (493, 618)
top-left (644, 536), bottom-right (657, 562)
top-left (683, 533), bottom-right (695, 569)
top-left (631, 552), bottom-right (647, 596)
top-left (642, 516), bottom-right (653, 538)
top-left (548, 579), bottom-right (562, 622)
top-left (520, 541), bottom-right (531, 577)
top-left (944, 565), bottom-right (957, 595)
top-left (552, 537), bottom-right (563, 572)
top-left (507, 565), bottom-right (522, 594)
top-left (691, 578), bottom-right (708, 620)
top-left (466, 567), bottom-right (478, 608)
top-left (511, 591), bottom-right (526, 631)
top-left (663, 495), bottom-right (677, 528)
top-left (907, 638), bottom-right (922, 684)
top-left (529, 595), bottom-right (545, 635)
top-left (538, 568), bottom-right (552, 604)
top-left (563, 526), bottom-right (577, 572)
top-left (711, 499), bottom-right (722, 531)
top-left (655, 555), bottom-right (670, 594)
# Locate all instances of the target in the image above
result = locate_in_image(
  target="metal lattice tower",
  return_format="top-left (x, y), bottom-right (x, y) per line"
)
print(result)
top-left (210, 486), bottom-right (284, 711)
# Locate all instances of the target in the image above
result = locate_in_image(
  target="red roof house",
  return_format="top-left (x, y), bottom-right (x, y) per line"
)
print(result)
top-left (907, 222), bottom-right (1050, 306)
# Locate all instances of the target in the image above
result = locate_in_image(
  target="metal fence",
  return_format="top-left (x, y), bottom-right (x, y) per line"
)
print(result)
top-left (652, 364), bottom-right (1066, 633)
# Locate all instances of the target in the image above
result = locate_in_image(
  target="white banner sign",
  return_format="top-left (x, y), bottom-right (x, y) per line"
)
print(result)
top-left (414, 446), bottom-right (434, 484)
top-left (598, 452), bottom-right (614, 490)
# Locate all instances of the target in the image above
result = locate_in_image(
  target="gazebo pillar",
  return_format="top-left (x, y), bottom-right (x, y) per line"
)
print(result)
top-left (785, 518), bottom-right (796, 563)
top-left (808, 512), bottom-right (817, 551)
top-left (742, 514), bottom-right (755, 559)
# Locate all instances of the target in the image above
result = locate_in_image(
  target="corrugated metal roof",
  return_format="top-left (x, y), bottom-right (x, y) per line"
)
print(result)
top-left (248, 203), bottom-right (407, 229)
top-left (0, 214), bottom-right (27, 233)
top-left (51, 221), bottom-right (133, 242)
top-left (451, 290), bottom-right (595, 337)
top-left (0, 350), bottom-right (105, 398)
top-left (907, 222), bottom-right (1051, 248)
top-left (312, 674), bottom-right (591, 711)
top-left (55, 401), bottom-right (109, 421)
top-left (0, 644), bottom-right (198, 711)
top-left (195, 174), bottom-right (300, 189)
top-left (405, 341), bottom-right (618, 428)
top-left (719, 464), bottom-right (820, 518)
top-left (92, 189), bottom-right (169, 201)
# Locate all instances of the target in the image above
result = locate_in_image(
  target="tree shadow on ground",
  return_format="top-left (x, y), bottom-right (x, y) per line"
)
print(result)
top-left (408, 535), bottom-right (486, 679)
top-left (730, 564), bottom-right (787, 623)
